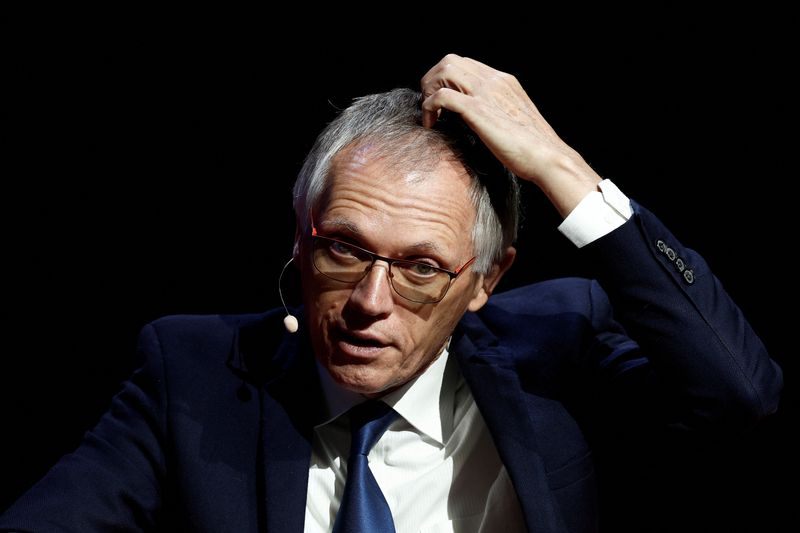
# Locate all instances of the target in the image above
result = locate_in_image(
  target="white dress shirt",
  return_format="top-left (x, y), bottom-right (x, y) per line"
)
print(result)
top-left (305, 348), bottom-right (527, 532)
top-left (558, 179), bottom-right (632, 247)
top-left (304, 180), bottom-right (632, 532)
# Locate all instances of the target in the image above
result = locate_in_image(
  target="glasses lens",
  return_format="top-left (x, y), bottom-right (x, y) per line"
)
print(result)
top-left (312, 238), bottom-right (373, 282)
top-left (391, 261), bottom-right (451, 303)
top-left (311, 236), bottom-right (452, 304)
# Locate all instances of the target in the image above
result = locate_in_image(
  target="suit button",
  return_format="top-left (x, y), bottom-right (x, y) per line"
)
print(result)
top-left (656, 240), bottom-right (666, 252)
top-left (684, 269), bottom-right (695, 284)
top-left (675, 258), bottom-right (685, 272)
top-left (666, 247), bottom-right (676, 261)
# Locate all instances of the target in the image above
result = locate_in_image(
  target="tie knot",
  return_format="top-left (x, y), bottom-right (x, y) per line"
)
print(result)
top-left (348, 400), bottom-right (398, 456)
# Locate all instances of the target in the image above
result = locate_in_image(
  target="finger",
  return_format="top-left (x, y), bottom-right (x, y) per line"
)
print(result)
top-left (421, 54), bottom-right (497, 88)
top-left (421, 87), bottom-right (472, 128)
top-left (421, 107), bottom-right (440, 130)
top-left (420, 54), bottom-right (487, 99)
top-left (458, 55), bottom-right (498, 74)
top-left (420, 53), bottom-right (464, 95)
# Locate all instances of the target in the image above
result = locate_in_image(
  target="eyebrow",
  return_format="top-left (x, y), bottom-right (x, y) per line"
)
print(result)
top-left (405, 241), bottom-right (443, 255)
top-left (320, 218), bottom-right (362, 235)
top-left (320, 218), bottom-right (445, 256)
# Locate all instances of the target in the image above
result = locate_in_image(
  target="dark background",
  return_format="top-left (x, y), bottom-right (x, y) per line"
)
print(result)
top-left (3, 7), bottom-right (796, 531)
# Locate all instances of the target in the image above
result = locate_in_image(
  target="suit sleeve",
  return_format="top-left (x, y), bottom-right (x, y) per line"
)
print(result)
top-left (0, 323), bottom-right (168, 532)
top-left (582, 201), bottom-right (782, 431)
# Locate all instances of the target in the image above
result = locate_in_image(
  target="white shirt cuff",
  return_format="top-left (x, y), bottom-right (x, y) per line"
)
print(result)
top-left (557, 179), bottom-right (633, 248)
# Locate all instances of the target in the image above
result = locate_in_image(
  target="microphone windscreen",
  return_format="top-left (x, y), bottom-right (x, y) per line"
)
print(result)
top-left (283, 314), bottom-right (299, 333)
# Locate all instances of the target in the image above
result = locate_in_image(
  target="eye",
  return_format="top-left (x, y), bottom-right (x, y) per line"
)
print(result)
top-left (398, 261), bottom-right (441, 280)
top-left (410, 263), bottom-right (437, 276)
top-left (329, 240), bottom-right (356, 257)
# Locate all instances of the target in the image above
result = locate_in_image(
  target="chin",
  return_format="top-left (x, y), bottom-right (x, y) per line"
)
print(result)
top-left (329, 364), bottom-right (396, 397)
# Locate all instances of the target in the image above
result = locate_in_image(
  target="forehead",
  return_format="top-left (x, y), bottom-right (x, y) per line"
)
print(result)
top-left (317, 145), bottom-right (476, 255)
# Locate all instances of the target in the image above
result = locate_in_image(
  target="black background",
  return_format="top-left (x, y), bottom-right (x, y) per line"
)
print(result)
top-left (3, 6), bottom-right (797, 531)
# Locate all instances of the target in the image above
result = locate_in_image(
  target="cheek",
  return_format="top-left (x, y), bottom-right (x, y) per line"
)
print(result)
top-left (306, 289), bottom-right (346, 324)
top-left (422, 287), bottom-right (478, 341)
top-left (397, 304), bottom-right (459, 358)
top-left (301, 264), bottom-right (342, 312)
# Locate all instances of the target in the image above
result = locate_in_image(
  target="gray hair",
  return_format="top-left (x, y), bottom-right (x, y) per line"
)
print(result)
top-left (292, 88), bottom-right (520, 275)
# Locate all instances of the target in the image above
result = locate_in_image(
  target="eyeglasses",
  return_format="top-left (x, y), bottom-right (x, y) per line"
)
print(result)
top-left (310, 223), bottom-right (476, 304)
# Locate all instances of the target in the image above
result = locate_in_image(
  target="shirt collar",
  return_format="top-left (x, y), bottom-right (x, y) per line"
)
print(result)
top-left (315, 341), bottom-right (457, 446)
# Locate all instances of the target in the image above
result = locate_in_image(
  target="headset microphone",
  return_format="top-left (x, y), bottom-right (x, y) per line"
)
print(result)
top-left (278, 257), bottom-right (299, 333)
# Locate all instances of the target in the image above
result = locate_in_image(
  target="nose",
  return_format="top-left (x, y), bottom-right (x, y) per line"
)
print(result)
top-left (347, 261), bottom-right (395, 317)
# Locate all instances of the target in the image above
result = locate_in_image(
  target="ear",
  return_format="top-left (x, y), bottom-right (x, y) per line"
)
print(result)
top-left (292, 223), bottom-right (302, 263)
top-left (467, 246), bottom-right (516, 312)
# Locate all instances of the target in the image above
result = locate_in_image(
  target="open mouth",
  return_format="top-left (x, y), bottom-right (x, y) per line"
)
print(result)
top-left (338, 330), bottom-right (387, 347)
top-left (333, 329), bottom-right (390, 358)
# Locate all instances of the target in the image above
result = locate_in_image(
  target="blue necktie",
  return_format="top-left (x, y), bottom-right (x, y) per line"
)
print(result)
top-left (332, 400), bottom-right (399, 533)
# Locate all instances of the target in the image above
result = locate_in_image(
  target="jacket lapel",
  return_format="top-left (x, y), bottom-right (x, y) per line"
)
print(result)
top-left (453, 317), bottom-right (569, 533)
top-left (231, 315), bottom-right (323, 532)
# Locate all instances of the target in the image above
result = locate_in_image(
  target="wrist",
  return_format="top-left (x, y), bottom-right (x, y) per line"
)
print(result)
top-left (537, 153), bottom-right (602, 217)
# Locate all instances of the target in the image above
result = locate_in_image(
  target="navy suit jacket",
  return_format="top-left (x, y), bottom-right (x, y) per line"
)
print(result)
top-left (0, 205), bottom-right (783, 532)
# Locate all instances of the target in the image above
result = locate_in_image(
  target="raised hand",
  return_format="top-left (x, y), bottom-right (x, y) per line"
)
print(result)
top-left (421, 54), bottom-right (602, 216)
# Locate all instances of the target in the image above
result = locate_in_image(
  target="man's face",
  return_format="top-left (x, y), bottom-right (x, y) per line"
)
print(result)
top-left (298, 146), bottom-right (491, 397)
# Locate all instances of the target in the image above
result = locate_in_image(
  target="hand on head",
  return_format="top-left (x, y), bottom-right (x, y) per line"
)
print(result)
top-left (420, 54), bottom-right (602, 216)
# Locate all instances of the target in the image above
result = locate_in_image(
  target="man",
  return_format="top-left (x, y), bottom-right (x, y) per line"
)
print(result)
top-left (1, 55), bottom-right (782, 532)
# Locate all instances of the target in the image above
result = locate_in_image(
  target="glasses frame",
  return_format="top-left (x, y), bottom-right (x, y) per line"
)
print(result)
top-left (309, 220), bottom-right (476, 304)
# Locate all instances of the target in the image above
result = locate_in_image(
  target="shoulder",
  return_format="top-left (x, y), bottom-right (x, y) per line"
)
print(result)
top-left (138, 308), bottom-right (287, 360)
top-left (457, 277), bottom-right (611, 353)
top-left (483, 277), bottom-right (604, 318)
